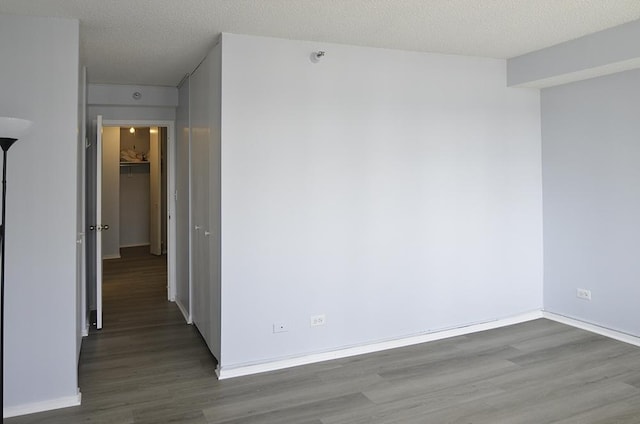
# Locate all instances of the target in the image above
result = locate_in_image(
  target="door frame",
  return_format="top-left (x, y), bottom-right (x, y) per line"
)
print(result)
top-left (99, 119), bottom-right (177, 301)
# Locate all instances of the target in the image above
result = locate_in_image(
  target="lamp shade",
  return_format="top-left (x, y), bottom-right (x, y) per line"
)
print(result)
top-left (0, 117), bottom-right (33, 139)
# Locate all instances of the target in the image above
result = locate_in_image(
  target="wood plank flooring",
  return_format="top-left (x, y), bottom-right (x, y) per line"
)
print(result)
top-left (6, 249), bottom-right (640, 423)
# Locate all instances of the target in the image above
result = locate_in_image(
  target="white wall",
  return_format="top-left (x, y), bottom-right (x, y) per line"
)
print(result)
top-left (120, 167), bottom-right (150, 247)
top-left (1, 14), bottom-right (80, 415)
top-left (87, 83), bottom-right (178, 123)
top-left (209, 46), bottom-right (222, 362)
top-left (88, 105), bottom-right (175, 123)
top-left (542, 69), bottom-right (640, 337)
top-left (218, 34), bottom-right (543, 370)
top-left (508, 19), bottom-right (640, 88)
top-left (175, 79), bottom-right (191, 318)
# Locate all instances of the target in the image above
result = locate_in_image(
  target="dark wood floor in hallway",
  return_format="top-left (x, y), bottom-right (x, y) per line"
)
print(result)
top-left (5, 248), bottom-right (640, 423)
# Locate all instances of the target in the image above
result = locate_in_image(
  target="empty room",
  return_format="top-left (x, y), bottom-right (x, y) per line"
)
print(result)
top-left (1, 1), bottom-right (639, 423)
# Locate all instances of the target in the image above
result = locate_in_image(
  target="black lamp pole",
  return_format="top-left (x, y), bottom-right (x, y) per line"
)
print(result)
top-left (1, 135), bottom-right (17, 391)
top-left (0, 117), bottom-right (30, 404)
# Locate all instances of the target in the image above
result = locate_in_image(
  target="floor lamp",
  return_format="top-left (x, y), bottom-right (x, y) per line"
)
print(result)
top-left (0, 117), bottom-right (32, 395)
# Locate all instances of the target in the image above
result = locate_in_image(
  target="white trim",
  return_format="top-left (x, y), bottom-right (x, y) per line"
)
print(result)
top-left (101, 254), bottom-right (121, 260)
top-left (543, 311), bottom-right (640, 347)
top-left (187, 80), bottom-right (193, 328)
top-left (175, 298), bottom-right (192, 324)
top-left (3, 392), bottom-right (81, 418)
top-left (217, 310), bottom-right (543, 379)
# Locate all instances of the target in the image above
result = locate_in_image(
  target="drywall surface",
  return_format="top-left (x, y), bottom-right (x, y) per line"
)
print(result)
top-left (175, 79), bottom-right (191, 317)
top-left (87, 83), bottom-right (177, 123)
top-left (219, 33), bottom-right (543, 369)
top-left (88, 105), bottom-right (176, 122)
top-left (542, 69), bottom-right (640, 337)
top-left (208, 44), bottom-right (223, 363)
top-left (119, 169), bottom-right (151, 247)
top-left (508, 19), bottom-right (640, 88)
top-left (1, 14), bottom-right (80, 414)
top-left (88, 84), bottom-right (178, 107)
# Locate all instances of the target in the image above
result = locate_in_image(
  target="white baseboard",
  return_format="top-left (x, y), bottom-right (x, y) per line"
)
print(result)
top-left (543, 311), bottom-right (640, 347)
top-left (102, 254), bottom-right (121, 260)
top-left (175, 298), bottom-right (192, 324)
top-left (217, 310), bottom-right (544, 380)
top-left (3, 391), bottom-right (81, 418)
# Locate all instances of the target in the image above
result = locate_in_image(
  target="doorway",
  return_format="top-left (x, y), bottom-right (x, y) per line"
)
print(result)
top-left (87, 118), bottom-right (176, 330)
top-left (103, 126), bottom-right (164, 258)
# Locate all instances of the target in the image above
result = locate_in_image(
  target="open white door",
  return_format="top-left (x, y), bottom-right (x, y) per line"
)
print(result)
top-left (95, 115), bottom-right (103, 329)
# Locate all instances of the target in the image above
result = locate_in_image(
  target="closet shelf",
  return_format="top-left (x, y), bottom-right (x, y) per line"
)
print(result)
top-left (120, 161), bottom-right (149, 167)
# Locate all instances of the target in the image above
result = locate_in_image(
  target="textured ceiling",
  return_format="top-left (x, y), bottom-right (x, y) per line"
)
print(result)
top-left (2, 0), bottom-right (639, 87)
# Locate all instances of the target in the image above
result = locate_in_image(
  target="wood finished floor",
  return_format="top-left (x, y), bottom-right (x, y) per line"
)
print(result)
top-left (6, 249), bottom-right (640, 423)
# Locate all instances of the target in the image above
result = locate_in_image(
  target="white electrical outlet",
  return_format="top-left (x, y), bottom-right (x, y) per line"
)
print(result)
top-left (311, 314), bottom-right (326, 327)
top-left (273, 322), bottom-right (288, 333)
top-left (576, 288), bottom-right (592, 301)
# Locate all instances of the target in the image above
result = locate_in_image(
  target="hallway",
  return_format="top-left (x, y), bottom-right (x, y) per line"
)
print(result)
top-left (6, 247), bottom-right (219, 423)
top-left (99, 246), bottom-right (179, 332)
top-left (79, 247), bottom-right (220, 422)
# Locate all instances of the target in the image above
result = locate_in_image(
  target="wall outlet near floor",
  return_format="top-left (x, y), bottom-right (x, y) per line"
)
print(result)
top-left (576, 288), bottom-right (592, 301)
top-left (273, 322), bottom-right (288, 333)
top-left (310, 314), bottom-right (326, 327)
